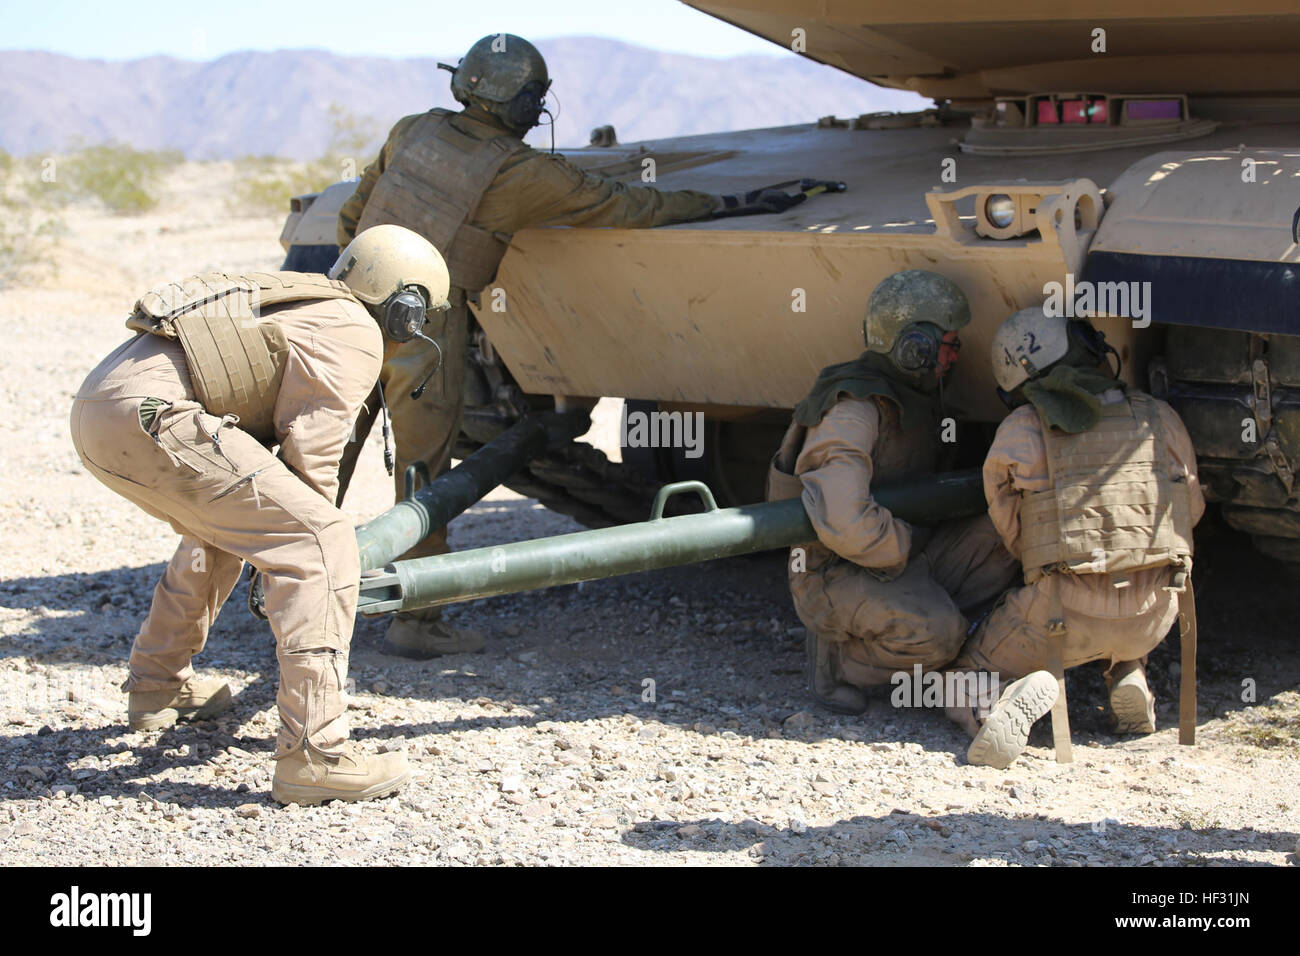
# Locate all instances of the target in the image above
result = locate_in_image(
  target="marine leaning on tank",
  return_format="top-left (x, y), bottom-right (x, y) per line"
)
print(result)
top-left (318, 32), bottom-right (830, 660)
top-left (280, 4), bottom-right (1300, 581)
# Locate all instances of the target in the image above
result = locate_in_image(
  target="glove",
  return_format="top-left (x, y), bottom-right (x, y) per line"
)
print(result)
top-left (714, 187), bottom-right (803, 217)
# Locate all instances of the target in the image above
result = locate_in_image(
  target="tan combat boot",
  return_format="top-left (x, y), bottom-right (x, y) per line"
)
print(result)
top-left (805, 630), bottom-right (868, 715)
top-left (966, 670), bottom-right (1058, 769)
top-left (382, 613), bottom-right (485, 660)
top-left (271, 743), bottom-right (411, 806)
top-left (1108, 660), bottom-right (1157, 734)
top-left (128, 676), bottom-right (233, 731)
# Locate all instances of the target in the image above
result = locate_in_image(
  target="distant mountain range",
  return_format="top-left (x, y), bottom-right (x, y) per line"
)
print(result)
top-left (0, 38), bottom-right (926, 159)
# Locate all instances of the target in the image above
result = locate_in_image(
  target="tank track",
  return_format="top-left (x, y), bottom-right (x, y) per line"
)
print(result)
top-left (455, 326), bottom-right (729, 528)
top-left (1152, 325), bottom-right (1300, 563)
top-left (452, 429), bottom-right (662, 529)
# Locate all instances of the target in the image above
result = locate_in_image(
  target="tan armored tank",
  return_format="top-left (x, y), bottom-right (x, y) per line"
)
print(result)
top-left (282, 2), bottom-right (1300, 564)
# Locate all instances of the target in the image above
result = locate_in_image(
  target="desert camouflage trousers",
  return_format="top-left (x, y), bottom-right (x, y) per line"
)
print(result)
top-left (70, 394), bottom-right (357, 758)
top-left (954, 574), bottom-right (1179, 680)
top-left (791, 514), bottom-right (1020, 686)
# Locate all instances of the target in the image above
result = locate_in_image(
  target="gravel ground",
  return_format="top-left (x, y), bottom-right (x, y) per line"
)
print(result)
top-left (1, 165), bottom-right (1297, 866)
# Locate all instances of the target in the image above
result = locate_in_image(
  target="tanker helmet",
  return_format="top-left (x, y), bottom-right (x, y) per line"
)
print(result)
top-left (991, 309), bottom-right (1111, 392)
top-left (444, 34), bottom-right (550, 132)
top-left (863, 270), bottom-right (970, 373)
top-left (330, 225), bottom-right (450, 341)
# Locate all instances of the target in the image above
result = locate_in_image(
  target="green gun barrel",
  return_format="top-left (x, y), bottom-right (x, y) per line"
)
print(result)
top-left (357, 470), bottom-right (986, 615)
top-left (354, 415), bottom-right (551, 572)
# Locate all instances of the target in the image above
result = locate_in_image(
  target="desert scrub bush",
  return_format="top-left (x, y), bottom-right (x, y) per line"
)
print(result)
top-left (34, 143), bottom-right (182, 214)
top-left (229, 105), bottom-right (377, 216)
top-left (0, 211), bottom-right (65, 288)
top-left (230, 155), bottom-right (339, 216)
top-left (0, 153), bottom-right (66, 288)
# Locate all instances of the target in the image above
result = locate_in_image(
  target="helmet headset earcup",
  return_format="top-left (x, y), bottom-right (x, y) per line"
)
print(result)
top-left (379, 288), bottom-right (429, 343)
top-left (890, 323), bottom-right (944, 372)
top-left (503, 81), bottom-right (549, 131)
top-left (1064, 318), bottom-right (1123, 376)
top-left (1066, 319), bottom-right (1106, 365)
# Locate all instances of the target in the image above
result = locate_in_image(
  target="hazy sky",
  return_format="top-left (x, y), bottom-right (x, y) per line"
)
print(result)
top-left (0, 0), bottom-right (787, 60)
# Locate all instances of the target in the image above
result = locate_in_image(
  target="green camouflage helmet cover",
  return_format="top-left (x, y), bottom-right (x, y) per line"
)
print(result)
top-left (449, 34), bottom-right (549, 106)
top-left (863, 269), bottom-right (971, 353)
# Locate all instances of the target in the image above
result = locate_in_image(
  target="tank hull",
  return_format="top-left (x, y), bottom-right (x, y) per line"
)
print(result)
top-left (683, 1), bottom-right (1300, 99)
top-left (278, 6), bottom-right (1300, 535)
top-left (482, 121), bottom-right (1300, 422)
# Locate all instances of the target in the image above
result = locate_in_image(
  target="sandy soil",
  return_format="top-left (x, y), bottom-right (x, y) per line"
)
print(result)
top-left (0, 163), bottom-right (1296, 866)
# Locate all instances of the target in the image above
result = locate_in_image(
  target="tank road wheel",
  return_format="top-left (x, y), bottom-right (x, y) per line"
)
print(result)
top-left (452, 398), bottom-right (790, 530)
top-left (620, 400), bottom-right (789, 509)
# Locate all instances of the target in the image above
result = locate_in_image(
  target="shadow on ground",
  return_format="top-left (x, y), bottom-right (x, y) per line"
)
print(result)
top-left (2, 503), bottom-right (1298, 810)
top-left (619, 809), bottom-right (1295, 866)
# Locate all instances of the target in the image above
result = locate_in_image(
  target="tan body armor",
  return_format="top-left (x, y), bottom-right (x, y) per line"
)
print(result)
top-left (768, 396), bottom-right (937, 505)
top-left (1013, 391), bottom-right (1197, 760)
top-left (864, 400), bottom-right (939, 485)
top-left (355, 109), bottom-right (528, 296)
top-left (126, 271), bottom-right (356, 440)
top-left (1017, 392), bottom-right (1195, 584)
top-left (772, 396), bottom-right (937, 580)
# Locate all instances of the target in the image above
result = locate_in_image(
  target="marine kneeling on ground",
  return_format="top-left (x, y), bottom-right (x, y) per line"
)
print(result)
top-left (70, 224), bottom-right (449, 805)
top-left (768, 269), bottom-right (1020, 716)
top-left (943, 309), bottom-right (1205, 769)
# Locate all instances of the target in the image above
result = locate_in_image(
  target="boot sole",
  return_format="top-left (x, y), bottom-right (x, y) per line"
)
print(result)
top-left (128, 684), bottom-right (233, 731)
top-left (270, 768), bottom-right (412, 806)
top-left (967, 672), bottom-right (1058, 769)
top-left (1110, 683), bottom-right (1156, 734)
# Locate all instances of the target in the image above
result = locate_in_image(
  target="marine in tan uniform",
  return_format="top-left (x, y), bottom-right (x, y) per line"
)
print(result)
top-left (767, 270), bottom-right (1020, 714)
top-left (947, 309), bottom-right (1205, 769)
top-left (70, 225), bottom-right (450, 805)
top-left (337, 33), bottom-right (803, 660)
